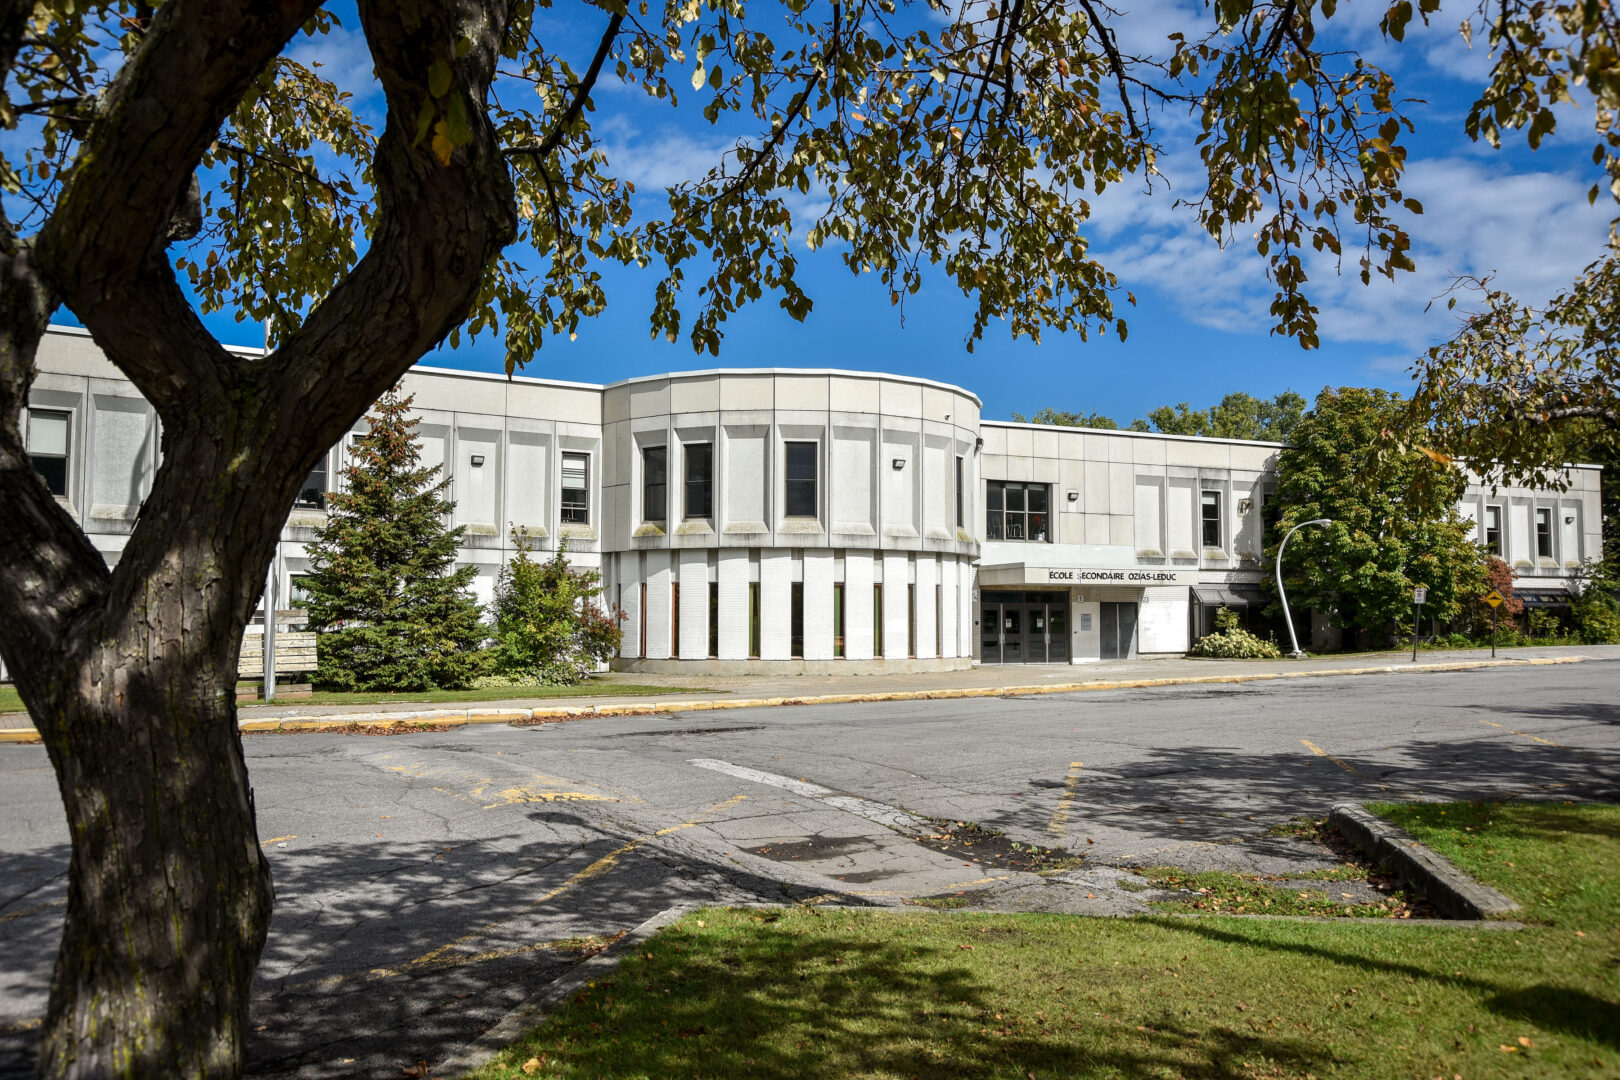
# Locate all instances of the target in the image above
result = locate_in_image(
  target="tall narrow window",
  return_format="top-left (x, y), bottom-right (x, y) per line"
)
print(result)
top-left (1201, 491), bottom-right (1222, 548)
top-left (1535, 508), bottom-right (1553, 558)
top-left (833, 583), bottom-right (845, 658)
top-left (873, 584), bottom-right (884, 656)
top-left (643, 446), bottom-right (667, 523)
top-left (296, 451), bottom-right (328, 509)
top-left (936, 584), bottom-right (944, 657)
top-left (1484, 505), bottom-right (1502, 555)
top-left (907, 584), bottom-right (917, 658)
top-left (785, 441), bottom-right (818, 517)
top-left (985, 481), bottom-right (1004, 540)
top-left (685, 442), bottom-right (714, 519)
top-left (955, 456), bottom-right (965, 529)
top-left (708, 582), bottom-right (719, 658)
top-left (639, 583), bottom-right (648, 657)
top-left (561, 452), bottom-right (590, 524)
top-left (27, 407), bottom-right (69, 497)
top-left (790, 583), bottom-right (805, 658)
top-left (671, 582), bottom-right (681, 657)
top-left (748, 583), bottom-right (761, 658)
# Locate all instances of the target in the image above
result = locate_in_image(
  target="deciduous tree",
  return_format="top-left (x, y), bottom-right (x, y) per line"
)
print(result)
top-left (1272, 388), bottom-right (1486, 647)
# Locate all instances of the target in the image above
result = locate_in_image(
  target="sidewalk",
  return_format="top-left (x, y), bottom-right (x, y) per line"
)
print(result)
top-left (5, 645), bottom-right (1616, 741)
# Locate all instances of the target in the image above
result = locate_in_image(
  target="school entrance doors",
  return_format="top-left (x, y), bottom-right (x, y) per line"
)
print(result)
top-left (1099, 601), bottom-right (1138, 660)
top-left (979, 591), bottom-right (1070, 664)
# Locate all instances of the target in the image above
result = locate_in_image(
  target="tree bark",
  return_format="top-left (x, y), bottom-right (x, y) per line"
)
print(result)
top-left (0, 1), bottom-right (518, 1076)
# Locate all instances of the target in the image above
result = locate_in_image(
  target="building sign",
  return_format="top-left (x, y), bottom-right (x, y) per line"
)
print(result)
top-left (1035, 567), bottom-right (1196, 586)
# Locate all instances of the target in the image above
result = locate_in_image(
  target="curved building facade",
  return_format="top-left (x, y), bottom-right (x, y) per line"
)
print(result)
top-left (19, 325), bottom-right (1605, 678)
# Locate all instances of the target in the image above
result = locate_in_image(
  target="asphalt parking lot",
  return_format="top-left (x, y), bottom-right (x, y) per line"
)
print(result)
top-left (3, 660), bottom-right (1617, 1078)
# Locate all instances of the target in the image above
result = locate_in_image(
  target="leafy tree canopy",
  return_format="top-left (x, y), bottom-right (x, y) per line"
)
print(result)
top-left (1011, 390), bottom-right (1306, 440)
top-left (1272, 387), bottom-right (1486, 642)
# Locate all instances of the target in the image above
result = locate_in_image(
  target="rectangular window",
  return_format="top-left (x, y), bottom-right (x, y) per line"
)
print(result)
top-left (874, 584), bottom-right (884, 656)
top-left (985, 481), bottom-right (1051, 543)
top-left (295, 452), bottom-right (328, 509)
top-left (833, 583), bottom-right (845, 658)
top-left (561, 452), bottom-right (590, 524)
top-left (1536, 508), bottom-right (1553, 558)
top-left (936, 584), bottom-right (943, 657)
top-left (708, 582), bottom-right (719, 658)
top-left (1201, 491), bottom-right (1222, 549)
top-left (955, 456), bottom-right (965, 529)
top-left (27, 407), bottom-right (69, 497)
top-left (639, 583), bottom-right (648, 657)
top-left (684, 442), bottom-right (714, 519)
top-left (288, 575), bottom-right (313, 609)
top-left (785, 441), bottom-right (818, 518)
top-left (748, 583), bottom-right (761, 658)
top-left (643, 446), bottom-right (667, 523)
top-left (1484, 505), bottom-right (1502, 555)
top-left (907, 584), bottom-right (917, 658)
top-left (790, 583), bottom-right (804, 659)
top-left (671, 582), bottom-right (680, 657)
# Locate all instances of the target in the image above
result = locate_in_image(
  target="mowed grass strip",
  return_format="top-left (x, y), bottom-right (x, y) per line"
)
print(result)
top-left (469, 803), bottom-right (1620, 1080)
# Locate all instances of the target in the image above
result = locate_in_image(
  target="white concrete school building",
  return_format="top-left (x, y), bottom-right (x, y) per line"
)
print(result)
top-left (21, 325), bottom-right (1605, 672)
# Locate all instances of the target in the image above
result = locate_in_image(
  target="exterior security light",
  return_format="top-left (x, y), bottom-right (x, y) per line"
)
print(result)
top-left (1566, 515), bottom-right (1576, 524)
top-left (470, 454), bottom-right (485, 467)
top-left (892, 458), bottom-right (906, 469)
top-left (1066, 490), bottom-right (1079, 502)
top-left (1238, 497), bottom-right (1253, 514)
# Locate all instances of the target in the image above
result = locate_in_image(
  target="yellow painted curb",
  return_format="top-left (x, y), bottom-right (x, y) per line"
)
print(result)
top-left (221, 655), bottom-right (1588, 735)
top-left (0, 729), bottom-right (41, 744)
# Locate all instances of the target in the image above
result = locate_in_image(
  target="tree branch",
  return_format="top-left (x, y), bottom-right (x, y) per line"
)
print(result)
top-left (505, 12), bottom-right (624, 161)
top-left (34, 0), bottom-right (322, 419)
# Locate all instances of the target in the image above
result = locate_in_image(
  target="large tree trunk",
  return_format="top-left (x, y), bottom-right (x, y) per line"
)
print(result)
top-left (0, 2), bottom-right (519, 1075)
top-left (35, 646), bottom-right (271, 1079)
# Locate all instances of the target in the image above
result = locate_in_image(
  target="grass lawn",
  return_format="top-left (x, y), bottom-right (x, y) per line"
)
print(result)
top-left (0, 685), bottom-right (21, 715)
top-left (469, 801), bottom-right (1619, 1080)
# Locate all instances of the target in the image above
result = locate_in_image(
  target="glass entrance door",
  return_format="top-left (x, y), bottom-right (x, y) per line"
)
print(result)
top-left (980, 591), bottom-right (1070, 664)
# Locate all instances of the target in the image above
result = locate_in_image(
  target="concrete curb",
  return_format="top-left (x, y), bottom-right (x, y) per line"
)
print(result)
top-left (1329, 803), bottom-right (1522, 920)
top-left (435, 903), bottom-right (699, 1078)
top-left (0, 654), bottom-right (1589, 744)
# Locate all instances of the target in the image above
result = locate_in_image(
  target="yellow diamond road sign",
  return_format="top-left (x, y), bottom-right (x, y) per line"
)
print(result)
top-left (1483, 589), bottom-right (1506, 608)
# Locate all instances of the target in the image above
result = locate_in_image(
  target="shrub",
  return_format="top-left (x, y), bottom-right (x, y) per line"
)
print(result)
top-left (489, 530), bottom-right (622, 685)
top-left (1189, 607), bottom-right (1283, 659)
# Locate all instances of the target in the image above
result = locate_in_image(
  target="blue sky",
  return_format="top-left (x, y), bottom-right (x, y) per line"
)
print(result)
top-left (177, 2), bottom-right (1612, 425)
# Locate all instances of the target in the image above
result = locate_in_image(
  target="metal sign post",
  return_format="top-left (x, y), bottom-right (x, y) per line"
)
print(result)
top-left (1411, 586), bottom-right (1426, 662)
top-left (263, 565), bottom-right (277, 701)
top-left (1482, 588), bottom-right (1505, 659)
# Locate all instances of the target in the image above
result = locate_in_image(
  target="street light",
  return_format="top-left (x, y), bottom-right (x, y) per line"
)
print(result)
top-left (1276, 518), bottom-right (1332, 659)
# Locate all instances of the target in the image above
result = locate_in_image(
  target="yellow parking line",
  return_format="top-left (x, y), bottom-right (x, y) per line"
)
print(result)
top-left (1047, 761), bottom-right (1085, 837)
top-left (259, 834), bottom-right (298, 847)
top-left (1301, 739), bottom-right (1362, 777)
top-left (1478, 719), bottom-right (1562, 746)
top-left (389, 793), bottom-right (749, 979)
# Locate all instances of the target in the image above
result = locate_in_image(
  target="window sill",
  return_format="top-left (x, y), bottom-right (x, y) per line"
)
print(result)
top-left (559, 523), bottom-right (597, 541)
top-left (675, 520), bottom-right (714, 536)
top-left (724, 520), bottom-right (769, 535)
top-left (634, 523), bottom-right (667, 538)
top-left (781, 518), bottom-right (825, 535)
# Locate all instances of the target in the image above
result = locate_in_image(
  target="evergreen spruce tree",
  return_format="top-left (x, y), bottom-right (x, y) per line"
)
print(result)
top-left (302, 387), bottom-right (485, 690)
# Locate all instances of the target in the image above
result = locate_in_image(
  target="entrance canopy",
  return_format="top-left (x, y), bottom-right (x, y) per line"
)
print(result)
top-left (1516, 587), bottom-right (1574, 607)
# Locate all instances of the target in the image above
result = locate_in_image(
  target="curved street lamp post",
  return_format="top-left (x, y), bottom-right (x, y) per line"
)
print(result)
top-left (1276, 518), bottom-right (1333, 659)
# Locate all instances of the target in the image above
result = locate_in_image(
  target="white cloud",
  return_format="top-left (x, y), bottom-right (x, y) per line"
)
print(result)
top-left (286, 24), bottom-right (379, 106)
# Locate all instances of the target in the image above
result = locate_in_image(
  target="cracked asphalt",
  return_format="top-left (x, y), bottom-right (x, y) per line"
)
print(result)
top-left (2, 660), bottom-right (1618, 1078)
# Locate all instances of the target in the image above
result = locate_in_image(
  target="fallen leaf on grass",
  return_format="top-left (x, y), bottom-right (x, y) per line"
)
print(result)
top-left (1519, 1036), bottom-right (1533, 1047)
top-left (1500, 1045), bottom-right (1518, 1053)
top-left (522, 1054), bottom-right (546, 1074)
top-left (959, 944), bottom-right (974, 950)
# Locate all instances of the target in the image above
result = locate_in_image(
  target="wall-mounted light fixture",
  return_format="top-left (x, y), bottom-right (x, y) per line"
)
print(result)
top-left (892, 458), bottom-right (906, 470)
top-left (470, 454), bottom-right (486, 467)
top-left (1238, 497), bottom-right (1253, 514)
top-left (1066, 490), bottom-right (1079, 502)
top-left (1566, 514), bottom-right (1576, 524)
top-left (974, 436), bottom-right (983, 452)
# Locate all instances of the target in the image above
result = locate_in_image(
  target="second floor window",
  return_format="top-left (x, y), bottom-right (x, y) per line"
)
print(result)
top-left (1484, 505), bottom-right (1501, 555)
top-left (785, 441), bottom-right (817, 517)
top-left (955, 456), bottom-right (965, 528)
top-left (986, 480), bottom-right (1049, 542)
top-left (27, 407), bottom-right (69, 497)
top-left (685, 442), bottom-right (713, 519)
top-left (1536, 508), bottom-right (1553, 558)
top-left (1201, 491), bottom-right (1222, 548)
top-left (295, 453), bottom-right (327, 509)
top-left (643, 446), bottom-right (667, 522)
top-left (560, 452), bottom-right (590, 524)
